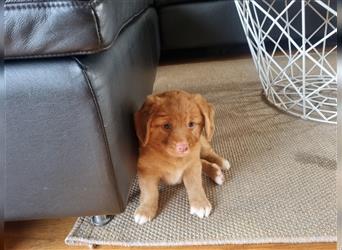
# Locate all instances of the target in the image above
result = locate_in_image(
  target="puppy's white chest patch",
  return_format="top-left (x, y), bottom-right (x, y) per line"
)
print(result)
top-left (163, 168), bottom-right (184, 185)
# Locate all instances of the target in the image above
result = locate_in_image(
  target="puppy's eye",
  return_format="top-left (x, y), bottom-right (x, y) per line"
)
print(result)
top-left (188, 122), bottom-right (195, 128)
top-left (163, 123), bottom-right (172, 130)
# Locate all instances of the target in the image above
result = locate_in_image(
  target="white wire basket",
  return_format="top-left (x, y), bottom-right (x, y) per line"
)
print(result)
top-left (234, 0), bottom-right (337, 124)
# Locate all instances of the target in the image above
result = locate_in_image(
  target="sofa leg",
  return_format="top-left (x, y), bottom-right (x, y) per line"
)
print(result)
top-left (91, 215), bottom-right (113, 226)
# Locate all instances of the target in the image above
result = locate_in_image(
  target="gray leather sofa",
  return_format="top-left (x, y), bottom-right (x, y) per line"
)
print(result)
top-left (5, 0), bottom-right (160, 221)
top-left (156, 0), bottom-right (336, 56)
top-left (5, 0), bottom-right (335, 222)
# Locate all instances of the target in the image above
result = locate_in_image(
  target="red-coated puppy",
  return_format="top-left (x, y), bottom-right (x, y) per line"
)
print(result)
top-left (134, 90), bottom-right (230, 224)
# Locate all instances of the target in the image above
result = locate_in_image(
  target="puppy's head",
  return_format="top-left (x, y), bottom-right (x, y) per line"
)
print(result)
top-left (134, 90), bottom-right (214, 158)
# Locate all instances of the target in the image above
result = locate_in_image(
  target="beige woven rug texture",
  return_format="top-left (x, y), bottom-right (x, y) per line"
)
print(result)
top-left (66, 57), bottom-right (336, 247)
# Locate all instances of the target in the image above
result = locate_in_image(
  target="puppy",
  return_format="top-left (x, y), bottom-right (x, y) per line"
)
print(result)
top-left (134, 90), bottom-right (230, 224)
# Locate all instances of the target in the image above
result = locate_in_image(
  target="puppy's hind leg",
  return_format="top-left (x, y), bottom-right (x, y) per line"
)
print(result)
top-left (200, 136), bottom-right (231, 170)
top-left (201, 159), bottom-right (224, 185)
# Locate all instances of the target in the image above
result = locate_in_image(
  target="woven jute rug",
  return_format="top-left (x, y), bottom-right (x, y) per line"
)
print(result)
top-left (66, 58), bottom-right (336, 247)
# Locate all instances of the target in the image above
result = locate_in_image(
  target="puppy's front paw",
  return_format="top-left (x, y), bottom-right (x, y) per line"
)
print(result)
top-left (190, 199), bottom-right (212, 218)
top-left (134, 206), bottom-right (157, 224)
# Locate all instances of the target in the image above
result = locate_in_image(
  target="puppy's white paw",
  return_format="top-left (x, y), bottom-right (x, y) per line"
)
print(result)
top-left (222, 159), bottom-right (231, 170)
top-left (190, 201), bottom-right (212, 218)
top-left (134, 213), bottom-right (151, 224)
top-left (214, 173), bottom-right (224, 185)
top-left (211, 164), bottom-right (224, 185)
top-left (134, 206), bottom-right (156, 224)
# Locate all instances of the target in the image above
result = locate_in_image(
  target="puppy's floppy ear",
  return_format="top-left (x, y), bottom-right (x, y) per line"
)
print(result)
top-left (134, 95), bottom-right (158, 147)
top-left (193, 94), bottom-right (215, 141)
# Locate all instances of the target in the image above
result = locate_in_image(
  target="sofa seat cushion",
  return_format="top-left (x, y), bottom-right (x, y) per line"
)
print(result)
top-left (5, 0), bottom-right (153, 59)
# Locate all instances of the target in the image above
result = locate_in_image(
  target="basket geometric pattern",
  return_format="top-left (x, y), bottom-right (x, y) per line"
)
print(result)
top-left (235, 0), bottom-right (337, 123)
